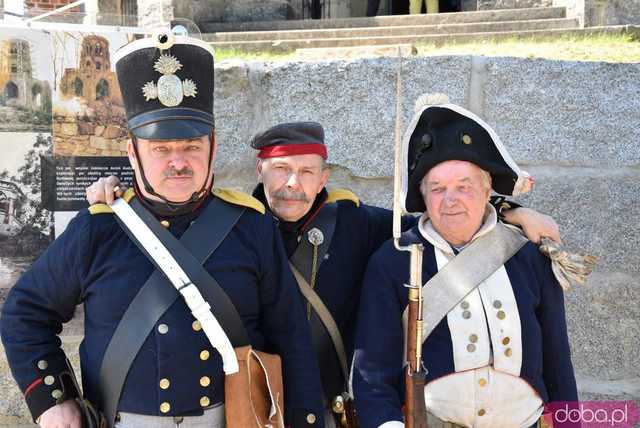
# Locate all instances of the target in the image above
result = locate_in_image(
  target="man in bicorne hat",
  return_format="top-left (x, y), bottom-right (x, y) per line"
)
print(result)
top-left (352, 103), bottom-right (578, 428)
top-left (87, 120), bottom-right (561, 427)
top-left (1, 33), bottom-right (324, 428)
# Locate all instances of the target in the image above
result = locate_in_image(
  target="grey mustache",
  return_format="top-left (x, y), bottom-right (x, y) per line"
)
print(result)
top-left (271, 188), bottom-right (309, 202)
top-left (164, 167), bottom-right (194, 177)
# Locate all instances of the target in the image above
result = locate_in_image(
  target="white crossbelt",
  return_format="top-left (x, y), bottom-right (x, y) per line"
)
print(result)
top-left (111, 198), bottom-right (239, 374)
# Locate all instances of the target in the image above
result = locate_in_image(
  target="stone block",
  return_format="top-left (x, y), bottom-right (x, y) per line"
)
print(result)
top-left (94, 125), bottom-right (105, 136)
top-left (584, 0), bottom-right (640, 26)
top-left (77, 121), bottom-right (94, 135)
top-left (482, 58), bottom-right (640, 167)
top-left (509, 166), bottom-right (640, 274)
top-left (213, 56), bottom-right (471, 179)
top-left (89, 136), bottom-right (109, 150)
top-left (103, 125), bottom-right (123, 139)
top-left (59, 122), bottom-right (78, 136)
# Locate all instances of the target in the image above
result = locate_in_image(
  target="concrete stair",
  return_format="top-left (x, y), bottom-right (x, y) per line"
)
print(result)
top-left (201, 6), bottom-right (568, 32)
top-left (201, 6), bottom-right (603, 51)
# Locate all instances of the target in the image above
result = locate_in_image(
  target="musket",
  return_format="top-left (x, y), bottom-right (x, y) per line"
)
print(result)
top-left (392, 47), bottom-right (427, 428)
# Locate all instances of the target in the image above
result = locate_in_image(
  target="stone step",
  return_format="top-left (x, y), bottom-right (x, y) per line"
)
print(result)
top-left (201, 6), bottom-right (567, 33)
top-left (209, 25), bottom-right (639, 52)
top-left (207, 18), bottom-right (579, 43)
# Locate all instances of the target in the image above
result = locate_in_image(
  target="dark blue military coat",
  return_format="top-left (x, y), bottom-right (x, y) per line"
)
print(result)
top-left (254, 186), bottom-right (417, 368)
top-left (0, 189), bottom-right (324, 427)
top-left (352, 225), bottom-right (578, 428)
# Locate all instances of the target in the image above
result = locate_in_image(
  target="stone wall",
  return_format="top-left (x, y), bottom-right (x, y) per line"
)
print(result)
top-left (583, 0), bottom-right (640, 26)
top-left (211, 55), bottom-right (640, 402)
top-left (1, 55), bottom-right (639, 423)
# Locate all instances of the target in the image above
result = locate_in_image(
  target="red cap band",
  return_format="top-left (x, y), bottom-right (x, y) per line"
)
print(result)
top-left (257, 144), bottom-right (327, 159)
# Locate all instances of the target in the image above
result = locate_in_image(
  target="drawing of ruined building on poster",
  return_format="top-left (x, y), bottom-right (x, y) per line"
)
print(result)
top-left (0, 179), bottom-right (25, 238)
top-left (0, 30), bottom-right (53, 132)
top-left (53, 33), bottom-right (129, 157)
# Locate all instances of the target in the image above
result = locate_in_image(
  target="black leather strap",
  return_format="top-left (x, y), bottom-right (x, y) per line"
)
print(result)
top-left (290, 203), bottom-right (337, 282)
top-left (98, 196), bottom-right (246, 427)
top-left (289, 203), bottom-right (346, 401)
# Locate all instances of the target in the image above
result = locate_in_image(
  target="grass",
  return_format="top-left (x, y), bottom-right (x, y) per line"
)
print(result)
top-left (416, 33), bottom-right (640, 63)
top-left (214, 33), bottom-right (640, 63)
top-left (215, 47), bottom-right (296, 61)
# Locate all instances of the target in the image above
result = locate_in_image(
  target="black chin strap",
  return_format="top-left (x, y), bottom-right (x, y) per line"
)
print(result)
top-left (130, 132), bottom-right (215, 216)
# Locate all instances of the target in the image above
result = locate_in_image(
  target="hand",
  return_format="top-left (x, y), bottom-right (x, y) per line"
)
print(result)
top-left (37, 399), bottom-right (82, 428)
top-left (85, 175), bottom-right (126, 205)
top-left (502, 207), bottom-right (562, 244)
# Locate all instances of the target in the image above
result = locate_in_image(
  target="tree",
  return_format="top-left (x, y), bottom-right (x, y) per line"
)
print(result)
top-left (13, 133), bottom-right (54, 239)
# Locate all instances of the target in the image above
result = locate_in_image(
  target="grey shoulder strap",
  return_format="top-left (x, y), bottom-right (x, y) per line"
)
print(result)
top-left (290, 263), bottom-right (349, 382)
top-left (418, 223), bottom-right (528, 342)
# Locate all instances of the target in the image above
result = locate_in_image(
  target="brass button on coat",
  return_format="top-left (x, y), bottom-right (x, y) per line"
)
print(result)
top-left (467, 344), bottom-right (476, 353)
top-left (159, 378), bottom-right (170, 390)
top-left (462, 310), bottom-right (471, 319)
top-left (493, 300), bottom-right (502, 309)
top-left (192, 320), bottom-right (202, 331)
top-left (505, 348), bottom-right (513, 357)
top-left (469, 334), bottom-right (478, 343)
top-left (37, 360), bottom-right (48, 370)
top-left (462, 134), bottom-right (472, 145)
top-left (160, 220), bottom-right (170, 228)
top-left (502, 337), bottom-right (511, 345)
top-left (44, 375), bottom-right (55, 386)
top-left (478, 409), bottom-right (486, 416)
top-left (306, 413), bottom-right (317, 424)
top-left (51, 389), bottom-right (62, 400)
top-left (158, 324), bottom-right (169, 334)
top-left (160, 402), bottom-right (171, 413)
top-left (460, 301), bottom-right (470, 310)
top-left (496, 310), bottom-right (506, 320)
top-left (200, 376), bottom-right (211, 387)
top-left (478, 378), bottom-right (487, 387)
top-left (200, 350), bottom-right (210, 361)
top-left (200, 396), bottom-right (210, 407)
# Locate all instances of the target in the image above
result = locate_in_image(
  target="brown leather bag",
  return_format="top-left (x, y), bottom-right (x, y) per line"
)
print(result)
top-left (225, 346), bottom-right (285, 428)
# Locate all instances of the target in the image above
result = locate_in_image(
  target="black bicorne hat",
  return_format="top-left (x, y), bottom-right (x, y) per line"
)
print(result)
top-left (114, 32), bottom-right (215, 140)
top-left (402, 103), bottom-right (532, 213)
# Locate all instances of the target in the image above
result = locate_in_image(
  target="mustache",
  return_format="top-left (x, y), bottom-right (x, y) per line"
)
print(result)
top-left (163, 167), bottom-right (194, 178)
top-left (270, 188), bottom-right (309, 202)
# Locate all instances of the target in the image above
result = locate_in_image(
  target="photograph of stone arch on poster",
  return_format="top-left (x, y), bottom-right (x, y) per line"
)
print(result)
top-left (52, 31), bottom-right (130, 157)
top-left (0, 28), bottom-right (53, 132)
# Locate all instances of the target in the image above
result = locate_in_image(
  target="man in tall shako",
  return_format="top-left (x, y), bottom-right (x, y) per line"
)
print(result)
top-left (87, 121), bottom-right (563, 427)
top-left (352, 103), bottom-right (578, 428)
top-left (0, 33), bottom-right (324, 428)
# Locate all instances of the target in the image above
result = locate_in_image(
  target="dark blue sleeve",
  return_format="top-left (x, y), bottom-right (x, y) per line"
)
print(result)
top-left (353, 244), bottom-right (406, 428)
top-left (360, 204), bottom-right (418, 258)
top-left (0, 211), bottom-right (91, 420)
top-left (257, 214), bottom-right (324, 428)
top-left (533, 248), bottom-right (578, 403)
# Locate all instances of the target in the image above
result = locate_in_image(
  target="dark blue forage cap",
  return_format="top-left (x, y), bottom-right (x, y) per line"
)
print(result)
top-left (114, 33), bottom-right (215, 140)
top-left (250, 122), bottom-right (327, 159)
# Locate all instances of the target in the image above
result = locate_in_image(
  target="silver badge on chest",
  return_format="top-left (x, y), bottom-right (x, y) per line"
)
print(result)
top-left (307, 228), bottom-right (324, 246)
top-left (142, 54), bottom-right (198, 107)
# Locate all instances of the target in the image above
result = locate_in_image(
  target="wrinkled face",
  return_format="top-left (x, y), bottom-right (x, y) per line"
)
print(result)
top-left (127, 134), bottom-right (215, 203)
top-left (257, 154), bottom-right (330, 222)
top-left (421, 160), bottom-right (491, 246)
